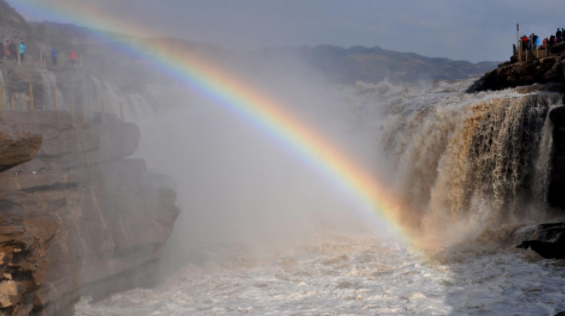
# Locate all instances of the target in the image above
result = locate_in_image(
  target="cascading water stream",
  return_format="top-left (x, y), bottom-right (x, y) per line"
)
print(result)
top-left (40, 70), bottom-right (66, 110)
top-left (37, 69), bottom-right (162, 119)
top-left (375, 87), bottom-right (562, 237)
top-left (533, 115), bottom-right (554, 210)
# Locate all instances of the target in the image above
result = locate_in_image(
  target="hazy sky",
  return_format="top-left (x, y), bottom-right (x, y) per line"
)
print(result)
top-left (9, 0), bottom-right (565, 63)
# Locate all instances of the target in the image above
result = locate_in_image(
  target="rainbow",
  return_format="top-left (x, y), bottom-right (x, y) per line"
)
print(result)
top-left (16, 0), bottom-right (418, 246)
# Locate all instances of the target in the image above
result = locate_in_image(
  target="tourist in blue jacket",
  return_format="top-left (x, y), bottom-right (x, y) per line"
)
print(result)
top-left (19, 42), bottom-right (25, 63)
top-left (535, 37), bottom-right (542, 50)
top-left (51, 46), bottom-right (57, 67)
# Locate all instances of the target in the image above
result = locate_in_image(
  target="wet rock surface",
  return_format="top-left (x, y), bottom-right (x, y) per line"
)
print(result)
top-left (0, 111), bottom-right (179, 316)
top-left (549, 105), bottom-right (565, 127)
top-left (516, 223), bottom-right (565, 259)
top-left (0, 125), bottom-right (41, 172)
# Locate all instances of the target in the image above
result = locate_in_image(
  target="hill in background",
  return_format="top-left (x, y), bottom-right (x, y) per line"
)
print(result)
top-left (253, 45), bottom-right (499, 83)
top-left (0, 0), bottom-right (498, 84)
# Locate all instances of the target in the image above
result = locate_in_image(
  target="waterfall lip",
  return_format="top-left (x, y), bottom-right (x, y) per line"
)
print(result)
top-left (515, 225), bottom-right (539, 235)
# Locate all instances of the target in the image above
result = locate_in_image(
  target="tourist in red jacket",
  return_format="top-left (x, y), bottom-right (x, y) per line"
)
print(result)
top-left (521, 35), bottom-right (528, 51)
top-left (70, 50), bottom-right (77, 67)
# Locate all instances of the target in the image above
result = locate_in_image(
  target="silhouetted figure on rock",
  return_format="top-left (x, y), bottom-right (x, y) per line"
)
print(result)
top-left (557, 28), bottom-right (563, 44)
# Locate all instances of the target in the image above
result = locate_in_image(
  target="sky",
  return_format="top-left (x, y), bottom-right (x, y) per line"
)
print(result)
top-left (8, 0), bottom-right (565, 63)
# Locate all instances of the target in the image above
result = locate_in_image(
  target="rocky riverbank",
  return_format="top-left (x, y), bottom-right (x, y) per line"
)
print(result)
top-left (0, 111), bottom-right (179, 316)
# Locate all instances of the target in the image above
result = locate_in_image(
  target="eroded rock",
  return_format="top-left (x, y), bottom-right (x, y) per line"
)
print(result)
top-left (0, 126), bottom-right (41, 172)
top-left (0, 113), bottom-right (178, 316)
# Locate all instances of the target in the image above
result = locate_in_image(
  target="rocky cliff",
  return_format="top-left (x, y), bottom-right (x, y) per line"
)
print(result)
top-left (0, 0), bottom-right (29, 41)
top-left (0, 111), bottom-right (179, 316)
top-left (467, 44), bottom-right (565, 92)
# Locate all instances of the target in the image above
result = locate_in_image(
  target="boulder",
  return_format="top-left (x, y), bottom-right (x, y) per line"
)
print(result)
top-left (516, 223), bottom-right (565, 259)
top-left (0, 126), bottom-right (41, 172)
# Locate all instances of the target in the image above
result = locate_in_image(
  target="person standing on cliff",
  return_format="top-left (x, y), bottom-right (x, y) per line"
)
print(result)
top-left (19, 42), bottom-right (25, 63)
top-left (70, 49), bottom-right (77, 67)
top-left (4, 40), bottom-right (9, 60)
top-left (527, 34), bottom-right (533, 51)
top-left (51, 46), bottom-right (57, 67)
top-left (521, 35), bottom-right (528, 51)
top-left (557, 28), bottom-right (563, 44)
top-left (8, 40), bottom-right (16, 61)
top-left (531, 34), bottom-right (539, 50)
top-left (543, 38), bottom-right (548, 49)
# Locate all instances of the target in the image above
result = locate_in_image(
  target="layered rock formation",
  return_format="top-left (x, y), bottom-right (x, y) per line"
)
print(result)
top-left (0, 125), bottom-right (41, 172)
top-left (0, 111), bottom-right (179, 316)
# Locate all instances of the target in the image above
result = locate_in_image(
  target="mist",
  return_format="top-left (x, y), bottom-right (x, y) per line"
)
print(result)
top-left (4, 1), bottom-right (563, 315)
top-left (131, 56), bottom-right (385, 264)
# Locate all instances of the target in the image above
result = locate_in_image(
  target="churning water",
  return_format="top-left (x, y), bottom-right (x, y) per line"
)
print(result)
top-left (75, 79), bottom-right (565, 315)
top-left (74, 236), bottom-right (565, 316)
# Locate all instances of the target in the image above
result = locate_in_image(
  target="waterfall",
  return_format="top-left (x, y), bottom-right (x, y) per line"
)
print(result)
top-left (39, 70), bottom-right (66, 110)
top-left (90, 76), bottom-right (156, 119)
top-left (368, 82), bottom-right (562, 234)
top-left (532, 114), bottom-right (554, 212)
top-left (36, 70), bottom-right (166, 120)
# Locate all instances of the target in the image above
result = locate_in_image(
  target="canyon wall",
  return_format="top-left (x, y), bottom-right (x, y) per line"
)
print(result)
top-left (0, 110), bottom-right (179, 316)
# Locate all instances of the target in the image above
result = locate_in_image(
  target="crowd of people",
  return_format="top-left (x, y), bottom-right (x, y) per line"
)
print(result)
top-left (0, 40), bottom-right (25, 62)
top-left (520, 28), bottom-right (565, 53)
top-left (0, 40), bottom-right (79, 68)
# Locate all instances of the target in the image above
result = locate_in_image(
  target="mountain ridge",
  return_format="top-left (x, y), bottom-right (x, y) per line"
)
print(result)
top-left (12, 15), bottom-right (499, 84)
top-left (142, 37), bottom-right (500, 83)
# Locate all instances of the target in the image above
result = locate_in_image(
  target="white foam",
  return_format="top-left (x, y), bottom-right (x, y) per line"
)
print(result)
top-left (74, 237), bottom-right (565, 316)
